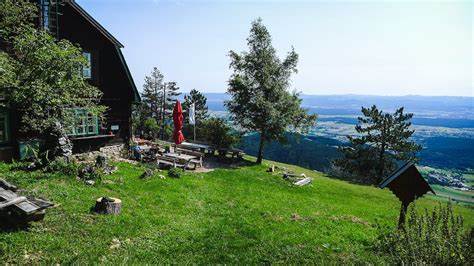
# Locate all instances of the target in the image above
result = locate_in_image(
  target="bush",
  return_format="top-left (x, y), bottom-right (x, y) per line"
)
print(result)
top-left (44, 157), bottom-right (78, 176)
top-left (376, 203), bottom-right (473, 265)
top-left (78, 164), bottom-right (103, 181)
top-left (200, 118), bottom-right (240, 148)
top-left (168, 167), bottom-right (184, 178)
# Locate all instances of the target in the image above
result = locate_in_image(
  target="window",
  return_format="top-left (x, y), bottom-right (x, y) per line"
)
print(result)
top-left (0, 110), bottom-right (10, 144)
top-left (68, 108), bottom-right (98, 136)
top-left (82, 52), bottom-right (92, 79)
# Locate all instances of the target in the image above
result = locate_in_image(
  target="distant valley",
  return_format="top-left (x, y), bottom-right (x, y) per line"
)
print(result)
top-left (194, 93), bottom-right (474, 205)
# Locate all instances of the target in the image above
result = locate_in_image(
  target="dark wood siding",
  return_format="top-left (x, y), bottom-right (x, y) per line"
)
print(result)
top-left (0, 1), bottom-right (137, 160)
top-left (58, 3), bottom-right (135, 149)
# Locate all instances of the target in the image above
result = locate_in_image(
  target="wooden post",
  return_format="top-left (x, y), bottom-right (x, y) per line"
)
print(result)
top-left (398, 201), bottom-right (409, 228)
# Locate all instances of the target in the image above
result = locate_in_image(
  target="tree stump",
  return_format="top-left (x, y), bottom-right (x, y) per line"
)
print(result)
top-left (94, 197), bottom-right (122, 215)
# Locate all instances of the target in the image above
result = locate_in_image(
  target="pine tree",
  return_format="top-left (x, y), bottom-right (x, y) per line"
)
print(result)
top-left (183, 89), bottom-right (209, 122)
top-left (182, 89), bottom-right (209, 140)
top-left (137, 67), bottom-right (181, 139)
top-left (333, 105), bottom-right (422, 184)
top-left (138, 67), bottom-right (164, 138)
top-left (226, 18), bottom-right (317, 164)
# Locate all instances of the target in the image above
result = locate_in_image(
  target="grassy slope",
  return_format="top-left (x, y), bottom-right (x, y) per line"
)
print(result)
top-left (0, 158), bottom-right (472, 264)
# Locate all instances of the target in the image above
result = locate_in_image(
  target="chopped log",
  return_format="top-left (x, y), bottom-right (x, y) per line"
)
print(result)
top-left (267, 164), bottom-right (275, 172)
top-left (94, 197), bottom-right (122, 215)
top-left (294, 177), bottom-right (314, 186)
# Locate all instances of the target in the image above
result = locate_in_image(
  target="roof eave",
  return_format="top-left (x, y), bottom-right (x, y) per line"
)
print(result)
top-left (68, 0), bottom-right (124, 48)
top-left (116, 47), bottom-right (141, 103)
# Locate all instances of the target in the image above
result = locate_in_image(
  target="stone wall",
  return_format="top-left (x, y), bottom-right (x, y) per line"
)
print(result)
top-left (99, 144), bottom-right (127, 159)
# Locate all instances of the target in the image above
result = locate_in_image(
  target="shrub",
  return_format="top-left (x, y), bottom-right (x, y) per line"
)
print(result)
top-left (376, 203), bottom-right (473, 265)
top-left (44, 157), bottom-right (78, 176)
top-left (78, 164), bottom-right (103, 181)
top-left (168, 167), bottom-right (184, 178)
top-left (200, 118), bottom-right (240, 148)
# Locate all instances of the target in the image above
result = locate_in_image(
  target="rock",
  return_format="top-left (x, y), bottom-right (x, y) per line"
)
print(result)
top-left (85, 180), bottom-right (96, 186)
top-left (140, 169), bottom-right (154, 179)
top-left (41, 122), bottom-right (73, 158)
top-left (79, 164), bottom-right (96, 179)
top-left (95, 154), bottom-right (107, 168)
top-left (158, 175), bottom-right (166, 179)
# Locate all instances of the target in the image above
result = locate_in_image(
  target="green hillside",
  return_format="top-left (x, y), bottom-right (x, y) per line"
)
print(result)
top-left (0, 159), bottom-right (472, 264)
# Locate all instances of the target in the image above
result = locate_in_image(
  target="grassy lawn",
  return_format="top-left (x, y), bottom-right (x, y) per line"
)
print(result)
top-left (0, 158), bottom-right (472, 264)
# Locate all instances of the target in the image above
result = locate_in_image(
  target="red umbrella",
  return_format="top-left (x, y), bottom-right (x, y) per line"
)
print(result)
top-left (173, 100), bottom-right (185, 144)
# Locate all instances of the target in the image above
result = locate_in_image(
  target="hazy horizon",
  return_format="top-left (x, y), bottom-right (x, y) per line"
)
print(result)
top-left (187, 92), bottom-right (474, 98)
top-left (77, 0), bottom-right (472, 97)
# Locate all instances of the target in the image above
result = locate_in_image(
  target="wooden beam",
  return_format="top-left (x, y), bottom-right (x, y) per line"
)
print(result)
top-left (0, 196), bottom-right (27, 209)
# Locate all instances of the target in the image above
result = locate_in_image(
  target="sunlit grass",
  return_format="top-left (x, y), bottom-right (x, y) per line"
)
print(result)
top-left (0, 159), bottom-right (472, 264)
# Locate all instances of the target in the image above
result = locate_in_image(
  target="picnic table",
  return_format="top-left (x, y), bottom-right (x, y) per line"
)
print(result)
top-left (217, 147), bottom-right (245, 160)
top-left (179, 142), bottom-right (216, 155)
top-left (133, 144), bottom-right (163, 162)
top-left (163, 153), bottom-right (200, 169)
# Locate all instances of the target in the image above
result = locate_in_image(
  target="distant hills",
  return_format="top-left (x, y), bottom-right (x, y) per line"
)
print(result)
top-left (180, 93), bottom-right (474, 119)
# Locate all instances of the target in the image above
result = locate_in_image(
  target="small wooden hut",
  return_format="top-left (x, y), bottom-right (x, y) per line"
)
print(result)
top-left (379, 162), bottom-right (435, 227)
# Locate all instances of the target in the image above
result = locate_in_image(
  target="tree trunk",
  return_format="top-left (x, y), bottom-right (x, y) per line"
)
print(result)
top-left (95, 197), bottom-right (122, 215)
top-left (256, 131), bottom-right (265, 164)
top-left (377, 143), bottom-right (386, 183)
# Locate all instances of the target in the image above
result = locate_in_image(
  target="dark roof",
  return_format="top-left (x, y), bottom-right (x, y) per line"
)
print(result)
top-left (67, 0), bottom-right (124, 47)
top-left (116, 47), bottom-right (141, 103)
top-left (379, 161), bottom-right (435, 204)
top-left (379, 161), bottom-right (414, 189)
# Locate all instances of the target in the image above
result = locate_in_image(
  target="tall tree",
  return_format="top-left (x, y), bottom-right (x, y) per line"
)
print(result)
top-left (333, 105), bottom-right (422, 184)
top-left (0, 1), bottom-right (104, 136)
top-left (226, 18), bottom-right (317, 163)
top-left (182, 89), bottom-right (209, 139)
top-left (139, 67), bottom-right (164, 137)
top-left (137, 67), bottom-right (181, 139)
top-left (183, 89), bottom-right (209, 124)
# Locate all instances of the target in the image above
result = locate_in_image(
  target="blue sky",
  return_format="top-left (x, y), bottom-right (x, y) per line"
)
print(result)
top-left (77, 0), bottom-right (472, 96)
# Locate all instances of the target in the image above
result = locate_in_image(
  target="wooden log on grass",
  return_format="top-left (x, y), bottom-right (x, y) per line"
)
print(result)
top-left (94, 197), bottom-right (122, 215)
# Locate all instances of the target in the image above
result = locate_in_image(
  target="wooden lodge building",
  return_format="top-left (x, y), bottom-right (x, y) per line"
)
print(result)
top-left (0, 0), bottom-right (140, 161)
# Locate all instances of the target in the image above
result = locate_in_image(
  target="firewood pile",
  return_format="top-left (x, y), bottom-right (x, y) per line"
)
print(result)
top-left (0, 179), bottom-right (53, 227)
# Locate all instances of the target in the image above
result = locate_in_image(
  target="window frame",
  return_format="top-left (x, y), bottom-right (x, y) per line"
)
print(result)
top-left (82, 51), bottom-right (92, 79)
top-left (67, 108), bottom-right (99, 137)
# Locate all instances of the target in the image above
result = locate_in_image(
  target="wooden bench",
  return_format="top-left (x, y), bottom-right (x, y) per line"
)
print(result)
top-left (176, 148), bottom-right (204, 168)
top-left (217, 148), bottom-right (245, 159)
top-left (156, 155), bottom-right (184, 169)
